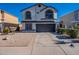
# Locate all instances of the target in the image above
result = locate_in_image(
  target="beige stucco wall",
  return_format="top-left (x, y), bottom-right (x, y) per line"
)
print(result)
top-left (3, 12), bottom-right (18, 24)
top-left (61, 12), bottom-right (75, 28)
top-left (0, 10), bottom-right (18, 24)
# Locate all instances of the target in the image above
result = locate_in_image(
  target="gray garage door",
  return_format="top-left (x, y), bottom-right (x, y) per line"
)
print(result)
top-left (36, 24), bottom-right (55, 32)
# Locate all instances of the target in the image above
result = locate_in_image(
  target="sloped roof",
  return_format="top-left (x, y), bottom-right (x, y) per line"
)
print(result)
top-left (21, 3), bottom-right (57, 12)
top-left (0, 9), bottom-right (18, 18)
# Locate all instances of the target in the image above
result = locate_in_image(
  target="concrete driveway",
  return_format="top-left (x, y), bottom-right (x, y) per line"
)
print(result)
top-left (31, 33), bottom-right (65, 55)
top-left (0, 33), bottom-right (78, 55)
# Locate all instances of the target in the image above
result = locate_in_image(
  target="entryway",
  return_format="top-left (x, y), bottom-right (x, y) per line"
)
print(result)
top-left (25, 24), bottom-right (32, 31)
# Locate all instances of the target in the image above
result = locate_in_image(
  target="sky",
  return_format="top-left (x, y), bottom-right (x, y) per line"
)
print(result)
top-left (0, 3), bottom-right (79, 23)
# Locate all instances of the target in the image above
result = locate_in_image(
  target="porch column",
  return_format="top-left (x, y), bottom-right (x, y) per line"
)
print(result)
top-left (55, 23), bottom-right (58, 32)
top-left (21, 23), bottom-right (25, 31)
top-left (32, 23), bottom-right (36, 32)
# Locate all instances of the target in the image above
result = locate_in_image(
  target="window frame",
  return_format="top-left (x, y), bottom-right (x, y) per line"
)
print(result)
top-left (45, 9), bottom-right (54, 19)
top-left (25, 11), bottom-right (31, 19)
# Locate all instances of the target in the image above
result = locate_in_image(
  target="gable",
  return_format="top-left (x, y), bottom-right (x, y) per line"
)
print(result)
top-left (21, 3), bottom-right (57, 13)
top-left (21, 4), bottom-right (57, 20)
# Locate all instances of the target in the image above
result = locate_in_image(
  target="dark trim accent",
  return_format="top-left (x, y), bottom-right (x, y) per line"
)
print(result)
top-left (21, 21), bottom-right (55, 24)
top-left (25, 11), bottom-right (32, 19)
top-left (47, 6), bottom-right (58, 12)
top-left (3, 22), bottom-right (19, 26)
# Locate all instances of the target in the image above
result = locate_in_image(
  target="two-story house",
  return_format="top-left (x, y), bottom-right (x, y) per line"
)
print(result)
top-left (0, 10), bottom-right (19, 32)
top-left (60, 9), bottom-right (79, 29)
top-left (21, 4), bottom-right (57, 32)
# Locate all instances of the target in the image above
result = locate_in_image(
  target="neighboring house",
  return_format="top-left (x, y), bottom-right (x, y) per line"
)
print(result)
top-left (0, 10), bottom-right (19, 32)
top-left (60, 9), bottom-right (79, 29)
top-left (21, 3), bottom-right (57, 32)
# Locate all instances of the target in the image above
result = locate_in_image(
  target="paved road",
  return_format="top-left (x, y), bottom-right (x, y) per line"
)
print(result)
top-left (0, 33), bottom-right (79, 55)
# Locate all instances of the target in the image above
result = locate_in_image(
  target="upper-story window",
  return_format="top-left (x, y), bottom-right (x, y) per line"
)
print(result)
top-left (45, 9), bottom-right (54, 19)
top-left (25, 11), bottom-right (31, 19)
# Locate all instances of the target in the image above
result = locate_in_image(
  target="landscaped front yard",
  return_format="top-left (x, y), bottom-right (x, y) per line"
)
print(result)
top-left (0, 32), bottom-right (79, 55)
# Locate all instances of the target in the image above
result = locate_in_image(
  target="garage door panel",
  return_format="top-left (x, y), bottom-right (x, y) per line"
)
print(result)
top-left (36, 24), bottom-right (55, 32)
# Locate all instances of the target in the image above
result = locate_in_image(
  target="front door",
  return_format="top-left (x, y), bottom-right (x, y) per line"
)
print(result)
top-left (25, 24), bottom-right (32, 31)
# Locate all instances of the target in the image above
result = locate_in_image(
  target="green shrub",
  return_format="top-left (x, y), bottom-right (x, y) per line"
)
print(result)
top-left (74, 25), bottom-right (79, 30)
top-left (57, 28), bottom-right (63, 34)
top-left (68, 29), bottom-right (78, 38)
top-left (66, 29), bottom-right (71, 35)
top-left (57, 28), bottom-right (69, 34)
top-left (3, 27), bottom-right (10, 34)
top-left (57, 28), bottom-right (78, 38)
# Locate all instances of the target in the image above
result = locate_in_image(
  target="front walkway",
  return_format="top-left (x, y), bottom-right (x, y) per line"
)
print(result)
top-left (0, 33), bottom-right (79, 55)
